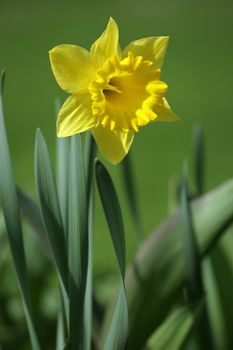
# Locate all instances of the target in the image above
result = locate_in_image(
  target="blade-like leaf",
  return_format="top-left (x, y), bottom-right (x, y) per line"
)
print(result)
top-left (17, 188), bottom-right (50, 258)
top-left (121, 154), bottom-right (143, 240)
top-left (85, 133), bottom-right (96, 201)
top-left (68, 135), bottom-right (88, 349)
top-left (193, 125), bottom-right (204, 196)
top-left (56, 136), bottom-right (70, 236)
top-left (95, 160), bottom-right (128, 350)
top-left (180, 167), bottom-right (203, 301)
top-left (147, 304), bottom-right (202, 350)
top-left (103, 280), bottom-right (128, 350)
top-left (193, 124), bottom-right (224, 348)
top-left (203, 257), bottom-right (228, 350)
top-left (83, 133), bottom-right (96, 350)
top-left (103, 178), bottom-right (233, 349)
top-left (0, 70), bottom-right (40, 350)
top-left (83, 191), bottom-right (94, 350)
top-left (95, 160), bottom-right (125, 277)
top-left (56, 309), bottom-right (65, 350)
top-left (35, 129), bottom-right (68, 291)
top-left (55, 119), bottom-right (70, 333)
top-left (180, 168), bottom-right (213, 350)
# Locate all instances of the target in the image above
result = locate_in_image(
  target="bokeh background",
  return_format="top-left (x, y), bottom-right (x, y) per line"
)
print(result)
top-left (1, 0), bottom-right (233, 346)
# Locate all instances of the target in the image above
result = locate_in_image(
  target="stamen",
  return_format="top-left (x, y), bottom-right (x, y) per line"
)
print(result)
top-left (88, 51), bottom-right (168, 132)
top-left (103, 83), bottom-right (122, 94)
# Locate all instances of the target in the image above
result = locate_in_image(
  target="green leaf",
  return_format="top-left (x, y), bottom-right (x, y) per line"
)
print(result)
top-left (106, 178), bottom-right (233, 349)
top-left (193, 125), bottom-right (205, 196)
top-left (203, 226), bottom-right (233, 349)
top-left (180, 167), bottom-right (214, 350)
top-left (56, 135), bottom-right (70, 236)
top-left (180, 166), bottom-right (203, 301)
top-left (35, 129), bottom-right (68, 291)
top-left (68, 135), bottom-right (88, 349)
top-left (95, 160), bottom-right (128, 350)
top-left (147, 304), bottom-right (202, 350)
top-left (203, 257), bottom-right (228, 350)
top-left (103, 280), bottom-right (128, 350)
top-left (121, 154), bottom-right (143, 240)
top-left (17, 188), bottom-right (51, 258)
top-left (83, 191), bottom-right (94, 350)
top-left (0, 70), bottom-right (40, 350)
top-left (95, 160), bottom-right (126, 277)
top-left (56, 309), bottom-right (65, 350)
top-left (55, 125), bottom-right (70, 333)
top-left (83, 133), bottom-right (96, 350)
top-left (85, 133), bottom-right (96, 201)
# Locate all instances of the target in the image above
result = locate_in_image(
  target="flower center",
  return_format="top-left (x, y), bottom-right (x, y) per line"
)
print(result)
top-left (88, 52), bottom-right (168, 132)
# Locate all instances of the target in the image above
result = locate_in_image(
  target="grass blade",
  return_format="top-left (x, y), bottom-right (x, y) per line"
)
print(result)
top-left (95, 160), bottom-right (128, 350)
top-left (56, 124), bottom-right (70, 334)
top-left (68, 135), bottom-right (88, 349)
top-left (96, 160), bottom-right (125, 277)
top-left (103, 280), bottom-right (128, 350)
top-left (35, 129), bottom-right (68, 291)
top-left (180, 166), bottom-right (203, 301)
top-left (107, 178), bottom-right (233, 349)
top-left (203, 257), bottom-right (228, 350)
top-left (193, 125), bottom-right (205, 196)
top-left (83, 133), bottom-right (96, 350)
top-left (56, 136), bottom-right (70, 236)
top-left (83, 191), bottom-right (94, 350)
top-left (17, 188), bottom-right (51, 258)
top-left (147, 303), bottom-right (202, 350)
top-left (180, 166), bottom-right (214, 349)
top-left (56, 309), bottom-right (65, 350)
top-left (85, 133), bottom-right (96, 201)
top-left (121, 154), bottom-right (143, 240)
top-left (0, 70), bottom-right (40, 350)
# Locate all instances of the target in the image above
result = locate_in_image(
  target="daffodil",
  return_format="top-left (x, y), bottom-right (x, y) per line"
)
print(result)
top-left (49, 18), bottom-right (179, 164)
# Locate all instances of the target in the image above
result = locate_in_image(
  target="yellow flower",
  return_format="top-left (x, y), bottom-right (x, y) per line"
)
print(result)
top-left (49, 18), bottom-right (179, 164)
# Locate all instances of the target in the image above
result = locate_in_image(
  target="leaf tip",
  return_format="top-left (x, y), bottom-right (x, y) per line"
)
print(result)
top-left (0, 69), bottom-right (6, 94)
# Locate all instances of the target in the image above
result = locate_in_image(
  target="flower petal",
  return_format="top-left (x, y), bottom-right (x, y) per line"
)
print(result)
top-left (90, 17), bottom-right (120, 67)
top-left (122, 36), bottom-right (169, 69)
top-left (57, 94), bottom-right (98, 137)
top-left (155, 98), bottom-right (180, 122)
top-left (92, 127), bottom-right (134, 164)
top-left (49, 45), bottom-right (95, 94)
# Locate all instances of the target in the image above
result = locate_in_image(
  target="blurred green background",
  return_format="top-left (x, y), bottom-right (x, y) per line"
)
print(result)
top-left (1, 0), bottom-right (233, 285)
